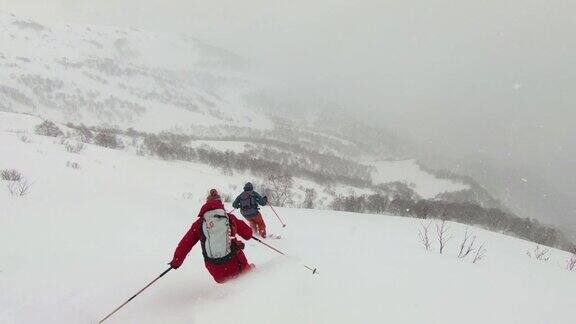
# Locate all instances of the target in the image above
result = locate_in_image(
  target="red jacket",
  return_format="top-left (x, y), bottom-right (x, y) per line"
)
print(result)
top-left (171, 199), bottom-right (254, 283)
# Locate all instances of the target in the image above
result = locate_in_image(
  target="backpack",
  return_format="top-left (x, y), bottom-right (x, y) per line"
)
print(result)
top-left (239, 191), bottom-right (258, 216)
top-left (201, 209), bottom-right (236, 264)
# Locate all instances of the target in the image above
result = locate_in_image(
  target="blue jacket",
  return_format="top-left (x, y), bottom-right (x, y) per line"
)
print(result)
top-left (233, 190), bottom-right (268, 218)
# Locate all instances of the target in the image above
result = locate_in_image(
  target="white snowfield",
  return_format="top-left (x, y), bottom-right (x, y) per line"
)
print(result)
top-left (0, 11), bottom-right (273, 132)
top-left (1, 128), bottom-right (575, 324)
top-left (370, 159), bottom-right (468, 199)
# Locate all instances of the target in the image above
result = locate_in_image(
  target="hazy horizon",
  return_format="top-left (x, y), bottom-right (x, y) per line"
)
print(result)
top-left (4, 0), bottom-right (575, 228)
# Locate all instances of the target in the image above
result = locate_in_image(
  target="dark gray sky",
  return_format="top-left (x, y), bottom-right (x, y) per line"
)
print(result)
top-left (5, 0), bottom-right (576, 202)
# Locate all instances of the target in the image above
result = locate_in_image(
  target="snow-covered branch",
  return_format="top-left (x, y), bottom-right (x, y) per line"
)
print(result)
top-left (418, 220), bottom-right (433, 251)
top-left (436, 220), bottom-right (452, 254)
top-left (472, 243), bottom-right (487, 264)
top-left (457, 228), bottom-right (477, 259)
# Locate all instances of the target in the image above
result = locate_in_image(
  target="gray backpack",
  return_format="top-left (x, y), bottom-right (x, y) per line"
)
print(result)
top-left (239, 191), bottom-right (258, 217)
top-left (201, 209), bottom-right (235, 263)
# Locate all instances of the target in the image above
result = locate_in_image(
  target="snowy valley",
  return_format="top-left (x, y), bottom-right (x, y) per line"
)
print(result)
top-left (1, 9), bottom-right (576, 324)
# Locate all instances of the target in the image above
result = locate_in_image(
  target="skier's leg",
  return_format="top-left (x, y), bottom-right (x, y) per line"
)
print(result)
top-left (253, 213), bottom-right (267, 238)
top-left (248, 219), bottom-right (258, 234)
top-left (235, 251), bottom-right (253, 274)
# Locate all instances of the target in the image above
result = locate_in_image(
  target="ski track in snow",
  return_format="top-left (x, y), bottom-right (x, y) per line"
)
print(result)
top-left (1, 120), bottom-right (575, 324)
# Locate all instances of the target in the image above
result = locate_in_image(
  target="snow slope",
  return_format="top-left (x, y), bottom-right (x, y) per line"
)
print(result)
top-left (1, 121), bottom-right (575, 324)
top-left (0, 11), bottom-right (272, 132)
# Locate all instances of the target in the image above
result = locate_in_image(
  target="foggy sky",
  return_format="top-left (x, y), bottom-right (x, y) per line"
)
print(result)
top-left (4, 1), bottom-right (576, 203)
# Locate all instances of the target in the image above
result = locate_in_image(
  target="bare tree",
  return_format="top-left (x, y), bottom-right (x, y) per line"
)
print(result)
top-left (66, 161), bottom-right (81, 169)
top-left (1, 169), bottom-right (22, 182)
top-left (567, 248), bottom-right (576, 271)
top-left (473, 243), bottom-right (487, 263)
top-left (7, 178), bottom-right (33, 197)
top-left (70, 124), bottom-right (94, 143)
top-left (95, 130), bottom-right (122, 149)
top-left (260, 173), bottom-right (294, 207)
top-left (19, 134), bottom-right (31, 143)
top-left (64, 142), bottom-right (84, 154)
top-left (35, 120), bottom-right (63, 137)
top-left (528, 245), bottom-right (551, 261)
top-left (435, 220), bottom-right (452, 254)
top-left (302, 188), bottom-right (317, 209)
top-left (418, 220), bottom-right (433, 251)
top-left (457, 228), bottom-right (477, 259)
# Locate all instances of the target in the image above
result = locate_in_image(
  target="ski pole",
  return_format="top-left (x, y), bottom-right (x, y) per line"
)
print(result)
top-left (227, 208), bottom-right (236, 214)
top-left (252, 236), bottom-right (318, 274)
top-left (268, 204), bottom-right (287, 227)
top-left (99, 267), bottom-right (172, 323)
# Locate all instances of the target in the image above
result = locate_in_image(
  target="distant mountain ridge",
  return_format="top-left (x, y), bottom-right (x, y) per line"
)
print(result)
top-left (0, 11), bottom-right (268, 132)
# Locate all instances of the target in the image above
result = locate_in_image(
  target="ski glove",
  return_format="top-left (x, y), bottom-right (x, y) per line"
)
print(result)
top-left (169, 258), bottom-right (183, 269)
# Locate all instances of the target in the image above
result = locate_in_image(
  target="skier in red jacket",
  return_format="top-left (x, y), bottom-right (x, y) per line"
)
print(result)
top-left (169, 189), bottom-right (255, 283)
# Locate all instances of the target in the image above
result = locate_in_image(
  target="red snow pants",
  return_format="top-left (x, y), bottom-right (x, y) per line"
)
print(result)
top-left (205, 250), bottom-right (254, 284)
top-left (248, 213), bottom-right (267, 238)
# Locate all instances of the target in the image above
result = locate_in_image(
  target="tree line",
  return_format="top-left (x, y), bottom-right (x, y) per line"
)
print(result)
top-left (330, 193), bottom-right (574, 251)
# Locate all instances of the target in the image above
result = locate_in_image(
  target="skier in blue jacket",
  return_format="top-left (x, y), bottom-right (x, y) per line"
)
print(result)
top-left (233, 182), bottom-right (268, 238)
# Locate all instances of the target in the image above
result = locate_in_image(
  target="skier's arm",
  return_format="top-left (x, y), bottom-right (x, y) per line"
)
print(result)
top-left (197, 203), bottom-right (210, 218)
top-left (232, 195), bottom-right (241, 209)
top-left (170, 220), bottom-right (201, 269)
top-left (231, 214), bottom-right (253, 240)
top-left (254, 192), bottom-right (268, 206)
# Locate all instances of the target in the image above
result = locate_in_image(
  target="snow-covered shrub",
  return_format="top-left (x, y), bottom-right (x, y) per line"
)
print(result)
top-left (301, 188), bottom-right (317, 209)
top-left (66, 161), bottom-right (80, 170)
top-left (418, 220), bottom-right (433, 251)
top-left (7, 178), bottom-right (33, 197)
top-left (1, 169), bottom-right (22, 181)
top-left (259, 173), bottom-right (294, 207)
top-left (457, 228), bottom-right (477, 258)
top-left (473, 243), bottom-right (487, 263)
top-left (66, 123), bottom-right (94, 143)
top-left (95, 130), bottom-right (122, 149)
top-left (136, 146), bottom-right (147, 156)
top-left (35, 120), bottom-right (63, 137)
top-left (527, 245), bottom-right (551, 261)
top-left (19, 134), bottom-right (31, 143)
top-left (65, 142), bottom-right (84, 154)
top-left (567, 249), bottom-right (576, 271)
top-left (77, 126), bottom-right (94, 143)
top-left (435, 220), bottom-right (452, 254)
top-left (330, 194), bottom-right (367, 212)
top-left (534, 245), bottom-right (551, 261)
top-left (142, 134), bottom-right (189, 160)
top-left (365, 194), bottom-right (389, 214)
